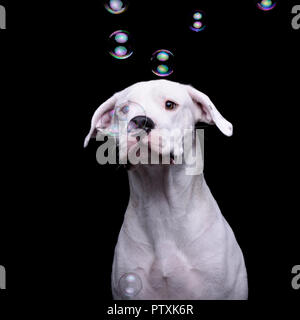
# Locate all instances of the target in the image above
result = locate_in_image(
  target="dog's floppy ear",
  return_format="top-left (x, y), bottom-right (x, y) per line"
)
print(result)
top-left (186, 85), bottom-right (233, 136)
top-left (84, 94), bottom-right (118, 147)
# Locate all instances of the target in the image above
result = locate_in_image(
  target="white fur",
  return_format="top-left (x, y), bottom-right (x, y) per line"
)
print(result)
top-left (85, 80), bottom-right (248, 300)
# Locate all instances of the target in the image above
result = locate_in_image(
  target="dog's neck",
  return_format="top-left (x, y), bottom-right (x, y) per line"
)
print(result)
top-left (126, 164), bottom-right (215, 250)
top-left (128, 165), bottom-right (203, 215)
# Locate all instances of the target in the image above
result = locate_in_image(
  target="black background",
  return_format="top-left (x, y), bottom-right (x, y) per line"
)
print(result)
top-left (0, 0), bottom-right (299, 313)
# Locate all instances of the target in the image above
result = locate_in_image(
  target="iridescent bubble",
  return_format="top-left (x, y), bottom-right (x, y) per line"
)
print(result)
top-left (115, 32), bottom-right (128, 43)
top-left (189, 10), bottom-right (206, 32)
top-left (256, 0), bottom-right (276, 11)
top-left (156, 51), bottom-right (169, 62)
top-left (118, 273), bottom-right (142, 298)
top-left (108, 30), bottom-right (133, 59)
top-left (151, 49), bottom-right (174, 77)
top-left (193, 12), bottom-right (203, 20)
top-left (114, 46), bottom-right (128, 57)
top-left (157, 64), bottom-right (169, 74)
top-left (193, 21), bottom-right (203, 29)
top-left (104, 0), bottom-right (128, 14)
top-left (97, 102), bottom-right (146, 137)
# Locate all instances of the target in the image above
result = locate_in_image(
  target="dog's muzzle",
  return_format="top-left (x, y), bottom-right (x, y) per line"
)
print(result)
top-left (129, 116), bottom-right (155, 134)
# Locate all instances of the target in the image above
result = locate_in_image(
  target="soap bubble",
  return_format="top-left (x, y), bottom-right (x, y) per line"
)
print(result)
top-left (193, 12), bottom-right (203, 20)
top-left (156, 51), bottom-right (170, 61)
top-left (256, 0), bottom-right (277, 11)
top-left (193, 21), bottom-right (203, 29)
top-left (114, 46), bottom-right (127, 57)
top-left (151, 49), bottom-right (174, 77)
top-left (97, 102), bottom-right (146, 137)
top-left (118, 273), bottom-right (142, 298)
top-left (104, 0), bottom-right (128, 14)
top-left (108, 30), bottom-right (133, 59)
top-left (114, 32), bottom-right (128, 43)
top-left (189, 10), bottom-right (206, 32)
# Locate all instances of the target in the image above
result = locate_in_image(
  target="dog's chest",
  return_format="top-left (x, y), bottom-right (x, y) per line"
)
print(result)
top-left (145, 241), bottom-right (202, 299)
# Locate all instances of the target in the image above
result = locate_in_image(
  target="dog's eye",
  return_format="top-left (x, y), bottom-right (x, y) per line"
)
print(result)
top-left (165, 100), bottom-right (177, 110)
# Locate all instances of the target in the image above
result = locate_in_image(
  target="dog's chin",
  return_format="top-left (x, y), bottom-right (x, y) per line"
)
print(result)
top-left (124, 147), bottom-right (175, 167)
top-left (118, 130), bottom-right (180, 167)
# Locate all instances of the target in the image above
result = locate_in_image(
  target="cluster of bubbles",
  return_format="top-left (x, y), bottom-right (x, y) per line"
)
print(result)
top-left (118, 273), bottom-right (143, 298)
top-left (105, 1), bottom-right (276, 75)
top-left (105, 1), bottom-right (133, 60)
top-left (106, 3), bottom-right (285, 78)
top-left (151, 50), bottom-right (174, 77)
top-left (189, 10), bottom-right (206, 32)
top-left (108, 30), bottom-right (133, 59)
top-left (256, 0), bottom-right (277, 11)
top-left (105, 0), bottom-right (175, 77)
top-left (104, 0), bottom-right (128, 14)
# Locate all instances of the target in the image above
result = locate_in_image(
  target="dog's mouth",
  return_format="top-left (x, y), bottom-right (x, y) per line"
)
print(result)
top-left (117, 128), bottom-right (177, 166)
top-left (133, 136), bottom-right (175, 165)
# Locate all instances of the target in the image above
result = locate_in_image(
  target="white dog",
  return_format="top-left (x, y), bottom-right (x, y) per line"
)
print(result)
top-left (85, 80), bottom-right (248, 300)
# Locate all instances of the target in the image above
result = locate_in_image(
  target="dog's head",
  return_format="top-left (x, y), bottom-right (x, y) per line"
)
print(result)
top-left (84, 80), bottom-right (232, 166)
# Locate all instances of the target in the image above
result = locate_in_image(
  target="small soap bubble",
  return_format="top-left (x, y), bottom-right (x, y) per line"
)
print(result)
top-left (157, 64), bottom-right (169, 74)
top-left (97, 102), bottom-right (146, 137)
top-left (193, 12), bottom-right (202, 20)
top-left (118, 273), bottom-right (142, 298)
top-left (189, 10), bottom-right (206, 32)
top-left (104, 0), bottom-right (128, 14)
top-left (156, 51), bottom-right (169, 62)
top-left (114, 46), bottom-right (128, 57)
top-left (256, 0), bottom-right (276, 11)
top-left (151, 49), bottom-right (174, 77)
top-left (108, 30), bottom-right (133, 59)
top-left (115, 32), bottom-right (128, 43)
top-left (193, 21), bottom-right (203, 29)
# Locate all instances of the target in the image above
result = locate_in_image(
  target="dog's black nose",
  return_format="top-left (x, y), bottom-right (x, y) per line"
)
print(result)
top-left (130, 116), bottom-right (155, 133)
